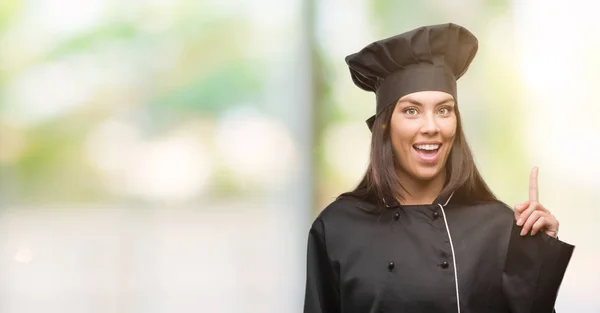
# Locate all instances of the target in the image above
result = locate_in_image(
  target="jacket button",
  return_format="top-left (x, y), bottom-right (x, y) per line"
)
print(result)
top-left (440, 261), bottom-right (449, 269)
top-left (433, 211), bottom-right (440, 219)
top-left (393, 212), bottom-right (400, 221)
top-left (388, 261), bottom-right (395, 271)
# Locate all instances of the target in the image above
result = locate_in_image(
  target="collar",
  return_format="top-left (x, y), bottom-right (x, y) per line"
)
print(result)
top-left (383, 191), bottom-right (455, 208)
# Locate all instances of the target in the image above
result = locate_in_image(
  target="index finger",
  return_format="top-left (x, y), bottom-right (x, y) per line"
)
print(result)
top-left (529, 166), bottom-right (539, 202)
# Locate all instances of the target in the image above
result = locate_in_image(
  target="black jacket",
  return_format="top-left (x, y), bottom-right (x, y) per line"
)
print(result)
top-left (303, 194), bottom-right (574, 313)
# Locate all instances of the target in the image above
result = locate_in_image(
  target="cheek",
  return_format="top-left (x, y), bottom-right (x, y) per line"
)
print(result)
top-left (441, 118), bottom-right (457, 140)
top-left (390, 123), bottom-right (417, 151)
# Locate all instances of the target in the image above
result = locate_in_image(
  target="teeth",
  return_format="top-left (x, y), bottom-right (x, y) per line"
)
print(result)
top-left (415, 144), bottom-right (440, 151)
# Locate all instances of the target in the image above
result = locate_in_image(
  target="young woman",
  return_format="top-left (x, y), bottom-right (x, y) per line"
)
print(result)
top-left (303, 23), bottom-right (574, 313)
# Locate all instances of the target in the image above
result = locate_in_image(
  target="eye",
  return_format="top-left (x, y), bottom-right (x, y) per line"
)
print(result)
top-left (438, 107), bottom-right (452, 115)
top-left (403, 107), bottom-right (418, 116)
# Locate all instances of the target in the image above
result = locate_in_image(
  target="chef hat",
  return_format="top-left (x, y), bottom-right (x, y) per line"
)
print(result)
top-left (345, 23), bottom-right (479, 131)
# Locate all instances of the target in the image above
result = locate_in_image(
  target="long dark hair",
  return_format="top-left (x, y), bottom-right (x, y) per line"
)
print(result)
top-left (340, 101), bottom-right (497, 211)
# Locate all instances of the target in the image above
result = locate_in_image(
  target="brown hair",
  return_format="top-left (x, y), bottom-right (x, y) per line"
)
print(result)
top-left (340, 101), bottom-right (497, 212)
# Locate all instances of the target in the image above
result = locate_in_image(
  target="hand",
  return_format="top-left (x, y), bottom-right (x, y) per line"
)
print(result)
top-left (514, 167), bottom-right (559, 238)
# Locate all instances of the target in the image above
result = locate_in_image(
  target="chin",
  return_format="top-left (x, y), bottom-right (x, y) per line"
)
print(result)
top-left (412, 166), bottom-right (444, 181)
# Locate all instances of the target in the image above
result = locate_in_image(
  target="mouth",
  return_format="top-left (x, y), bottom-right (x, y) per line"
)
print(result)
top-left (412, 143), bottom-right (442, 164)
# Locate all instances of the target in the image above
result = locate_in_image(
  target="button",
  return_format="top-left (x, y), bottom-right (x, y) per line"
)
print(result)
top-left (393, 212), bottom-right (400, 221)
top-left (388, 261), bottom-right (395, 271)
top-left (433, 211), bottom-right (440, 219)
top-left (440, 261), bottom-right (449, 269)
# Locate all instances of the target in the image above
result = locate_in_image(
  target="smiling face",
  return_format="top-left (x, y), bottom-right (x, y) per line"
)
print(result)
top-left (390, 91), bottom-right (457, 183)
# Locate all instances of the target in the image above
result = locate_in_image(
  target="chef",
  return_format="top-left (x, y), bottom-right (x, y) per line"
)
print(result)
top-left (303, 23), bottom-right (574, 313)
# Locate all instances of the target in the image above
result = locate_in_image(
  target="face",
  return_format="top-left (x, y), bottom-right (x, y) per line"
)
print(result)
top-left (390, 91), bottom-right (457, 183)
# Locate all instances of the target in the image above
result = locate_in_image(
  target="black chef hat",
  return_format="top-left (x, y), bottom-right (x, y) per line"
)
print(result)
top-left (345, 23), bottom-right (478, 131)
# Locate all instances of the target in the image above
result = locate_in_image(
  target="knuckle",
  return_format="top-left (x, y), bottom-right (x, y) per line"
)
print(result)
top-left (525, 218), bottom-right (535, 227)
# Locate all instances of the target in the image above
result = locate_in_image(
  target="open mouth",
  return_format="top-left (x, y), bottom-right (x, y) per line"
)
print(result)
top-left (412, 143), bottom-right (441, 163)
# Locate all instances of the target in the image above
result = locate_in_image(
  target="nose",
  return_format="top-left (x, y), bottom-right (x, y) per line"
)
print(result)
top-left (420, 113), bottom-right (440, 135)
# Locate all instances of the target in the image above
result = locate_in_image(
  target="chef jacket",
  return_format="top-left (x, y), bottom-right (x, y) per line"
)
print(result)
top-left (303, 193), bottom-right (574, 313)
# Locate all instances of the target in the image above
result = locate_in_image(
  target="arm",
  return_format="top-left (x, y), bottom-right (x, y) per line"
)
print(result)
top-left (502, 223), bottom-right (574, 313)
top-left (303, 218), bottom-right (341, 313)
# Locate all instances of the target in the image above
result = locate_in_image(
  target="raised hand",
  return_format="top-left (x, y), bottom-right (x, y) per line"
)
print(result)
top-left (514, 167), bottom-right (559, 238)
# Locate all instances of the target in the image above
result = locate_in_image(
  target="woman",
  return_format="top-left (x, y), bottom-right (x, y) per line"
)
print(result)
top-left (303, 23), bottom-right (574, 313)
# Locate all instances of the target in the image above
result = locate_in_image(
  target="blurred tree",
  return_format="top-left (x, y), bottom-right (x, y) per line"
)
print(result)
top-left (0, 3), bottom-right (269, 205)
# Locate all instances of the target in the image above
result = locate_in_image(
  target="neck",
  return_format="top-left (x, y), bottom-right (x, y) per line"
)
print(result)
top-left (397, 170), bottom-right (446, 205)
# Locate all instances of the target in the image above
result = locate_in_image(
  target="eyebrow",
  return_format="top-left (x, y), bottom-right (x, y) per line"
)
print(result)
top-left (397, 97), bottom-right (455, 106)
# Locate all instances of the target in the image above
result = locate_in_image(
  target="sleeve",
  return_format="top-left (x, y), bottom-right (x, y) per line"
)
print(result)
top-left (502, 223), bottom-right (575, 313)
top-left (303, 218), bottom-right (341, 313)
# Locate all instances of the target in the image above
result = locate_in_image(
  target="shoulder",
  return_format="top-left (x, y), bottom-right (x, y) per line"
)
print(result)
top-left (313, 195), bottom-right (367, 224)
top-left (450, 199), bottom-right (516, 224)
top-left (473, 200), bottom-right (515, 215)
top-left (319, 195), bottom-right (369, 218)
top-left (309, 195), bottom-right (378, 237)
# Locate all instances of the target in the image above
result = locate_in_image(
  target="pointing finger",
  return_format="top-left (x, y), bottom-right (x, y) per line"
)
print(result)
top-left (529, 166), bottom-right (539, 202)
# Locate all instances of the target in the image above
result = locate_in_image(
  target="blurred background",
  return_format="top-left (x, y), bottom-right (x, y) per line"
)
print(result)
top-left (0, 0), bottom-right (598, 312)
